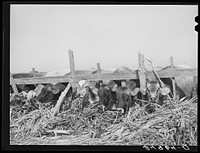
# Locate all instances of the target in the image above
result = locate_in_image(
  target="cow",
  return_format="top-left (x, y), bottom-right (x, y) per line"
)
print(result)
top-left (15, 84), bottom-right (35, 93)
top-left (37, 83), bottom-right (67, 104)
top-left (112, 80), bottom-right (141, 114)
top-left (143, 75), bottom-right (194, 107)
top-left (97, 83), bottom-right (114, 111)
top-left (76, 80), bottom-right (99, 110)
top-left (35, 82), bottom-right (77, 110)
top-left (159, 65), bottom-right (197, 100)
top-left (174, 76), bottom-right (197, 99)
top-left (24, 84), bottom-right (45, 101)
top-left (97, 80), bottom-right (140, 114)
top-left (144, 78), bottom-right (171, 106)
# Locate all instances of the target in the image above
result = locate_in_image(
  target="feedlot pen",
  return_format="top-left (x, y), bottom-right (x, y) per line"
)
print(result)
top-left (9, 50), bottom-right (198, 147)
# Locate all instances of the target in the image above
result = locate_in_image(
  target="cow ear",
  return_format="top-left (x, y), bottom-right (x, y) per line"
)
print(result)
top-left (111, 84), bottom-right (118, 92)
top-left (52, 88), bottom-right (60, 94)
top-left (130, 87), bottom-right (140, 96)
top-left (92, 88), bottom-right (98, 95)
top-left (105, 86), bottom-right (109, 90)
top-left (160, 87), bottom-right (170, 95)
top-left (47, 85), bottom-right (52, 91)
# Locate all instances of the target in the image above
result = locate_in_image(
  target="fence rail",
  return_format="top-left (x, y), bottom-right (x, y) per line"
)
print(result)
top-left (10, 50), bottom-right (197, 94)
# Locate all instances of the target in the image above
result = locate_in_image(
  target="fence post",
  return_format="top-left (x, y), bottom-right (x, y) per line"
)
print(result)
top-left (170, 56), bottom-right (174, 68)
top-left (170, 56), bottom-right (176, 100)
top-left (68, 49), bottom-right (76, 92)
top-left (32, 68), bottom-right (36, 77)
top-left (138, 53), bottom-right (146, 103)
top-left (32, 68), bottom-right (37, 87)
top-left (10, 73), bottom-right (19, 94)
top-left (97, 63), bottom-right (103, 84)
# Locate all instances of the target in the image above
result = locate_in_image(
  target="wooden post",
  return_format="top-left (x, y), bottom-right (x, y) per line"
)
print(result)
top-left (97, 63), bottom-right (101, 74)
top-left (32, 68), bottom-right (37, 87)
top-left (121, 81), bottom-right (126, 87)
top-left (97, 63), bottom-right (103, 84)
top-left (192, 76), bottom-right (197, 97)
top-left (68, 50), bottom-right (76, 91)
top-left (52, 82), bottom-right (71, 116)
top-left (170, 56), bottom-right (174, 68)
top-left (10, 73), bottom-right (18, 94)
top-left (193, 76), bottom-right (197, 84)
top-left (138, 53), bottom-right (146, 103)
top-left (32, 68), bottom-right (36, 77)
top-left (170, 56), bottom-right (176, 100)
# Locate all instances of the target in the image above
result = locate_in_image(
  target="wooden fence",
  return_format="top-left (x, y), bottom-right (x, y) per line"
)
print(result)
top-left (10, 50), bottom-right (197, 94)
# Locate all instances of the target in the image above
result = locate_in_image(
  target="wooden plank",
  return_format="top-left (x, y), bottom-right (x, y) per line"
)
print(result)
top-left (11, 68), bottom-right (197, 85)
top-left (151, 68), bottom-right (197, 78)
top-left (32, 68), bottom-right (37, 87)
top-left (193, 76), bottom-right (197, 84)
top-left (10, 73), bottom-right (19, 94)
top-left (121, 81), bottom-right (126, 87)
top-left (172, 78), bottom-right (176, 99)
top-left (32, 68), bottom-right (36, 77)
top-left (12, 76), bottom-right (72, 84)
top-left (97, 63), bottom-right (101, 74)
top-left (138, 53), bottom-right (146, 95)
top-left (170, 56), bottom-right (174, 68)
top-left (170, 57), bottom-right (176, 99)
top-left (52, 82), bottom-right (71, 116)
top-left (68, 50), bottom-right (76, 89)
top-left (76, 72), bottom-right (139, 81)
top-left (97, 63), bottom-right (103, 84)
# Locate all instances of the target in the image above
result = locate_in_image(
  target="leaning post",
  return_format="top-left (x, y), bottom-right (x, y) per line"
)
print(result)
top-left (52, 81), bottom-right (72, 116)
top-left (170, 56), bottom-right (176, 100)
top-left (10, 73), bottom-right (19, 94)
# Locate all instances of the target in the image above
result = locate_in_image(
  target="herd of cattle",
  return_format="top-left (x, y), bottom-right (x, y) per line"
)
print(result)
top-left (10, 65), bottom-right (197, 114)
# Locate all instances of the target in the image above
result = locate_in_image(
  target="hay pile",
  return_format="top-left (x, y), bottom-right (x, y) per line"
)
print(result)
top-left (10, 95), bottom-right (197, 146)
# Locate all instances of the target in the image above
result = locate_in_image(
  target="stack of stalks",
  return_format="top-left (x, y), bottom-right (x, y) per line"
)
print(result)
top-left (10, 94), bottom-right (197, 146)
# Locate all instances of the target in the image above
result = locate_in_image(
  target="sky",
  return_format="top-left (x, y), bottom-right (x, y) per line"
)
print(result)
top-left (10, 5), bottom-right (198, 73)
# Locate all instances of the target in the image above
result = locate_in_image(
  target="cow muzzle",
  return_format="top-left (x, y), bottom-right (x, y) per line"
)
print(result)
top-left (149, 96), bottom-right (157, 102)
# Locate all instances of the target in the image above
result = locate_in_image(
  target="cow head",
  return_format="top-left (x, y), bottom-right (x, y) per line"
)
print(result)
top-left (146, 81), bottom-right (160, 102)
top-left (98, 84), bottom-right (112, 107)
top-left (115, 86), bottom-right (132, 114)
top-left (76, 80), bottom-right (99, 104)
top-left (17, 83), bottom-right (30, 93)
top-left (37, 83), bottom-right (65, 103)
top-left (146, 79), bottom-right (170, 103)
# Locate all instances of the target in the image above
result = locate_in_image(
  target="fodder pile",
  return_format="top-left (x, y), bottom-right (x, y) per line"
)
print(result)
top-left (10, 95), bottom-right (197, 145)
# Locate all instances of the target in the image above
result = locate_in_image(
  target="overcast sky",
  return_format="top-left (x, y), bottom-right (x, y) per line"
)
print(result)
top-left (10, 5), bottom-right (198, 73)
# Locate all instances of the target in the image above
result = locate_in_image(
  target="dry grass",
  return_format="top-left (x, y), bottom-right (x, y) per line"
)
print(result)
top-left (10, 95), bottom-right (197, 146)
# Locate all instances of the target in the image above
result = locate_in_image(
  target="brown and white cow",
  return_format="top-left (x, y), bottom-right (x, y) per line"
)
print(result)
top-left (76, 80), bottom-right (99, 110)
